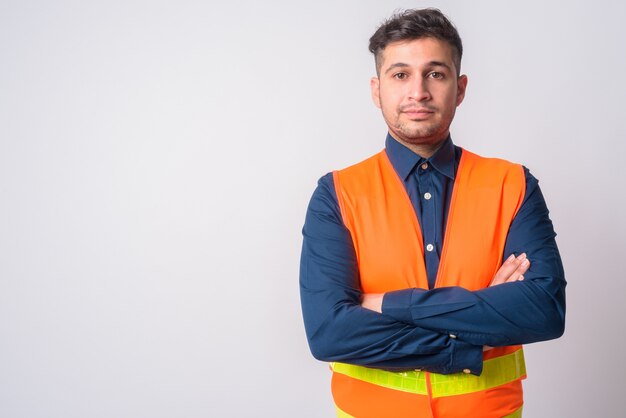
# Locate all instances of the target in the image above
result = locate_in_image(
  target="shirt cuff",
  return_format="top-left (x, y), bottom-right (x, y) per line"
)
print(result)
top-left (450, 338), bottom-right (483, 376)
top-left (383, 289), bottom-right (483, 375)
top-left (381, 288), bottom-right (415, 324)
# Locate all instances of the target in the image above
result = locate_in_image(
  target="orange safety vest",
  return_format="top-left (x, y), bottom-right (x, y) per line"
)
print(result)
top-left (331, 148), bottom-right (527, 418)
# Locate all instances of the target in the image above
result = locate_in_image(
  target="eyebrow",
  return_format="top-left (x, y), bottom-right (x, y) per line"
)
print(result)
top-left (427, 61), bottom-right (452, 71)
top-left (384, 60), bottom-right (452, 75)
top-left (384, 62), bottom-right (410, 75)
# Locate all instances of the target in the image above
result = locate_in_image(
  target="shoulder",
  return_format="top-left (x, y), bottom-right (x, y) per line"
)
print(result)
top-left (331, 150), bottom-right (389, 200)
top-left (460, 148), bottom-right (526, 185)
top-left (308, 148), bottom-right (386, 216)
top-left (335, 150), bottom-right (386, 176)
top-left (459, 149), bottom-right (547, 211)
top-left (459, 149), bottom-right (540, 193)
top-left (462, 148), bottom-right (522, 170)
top-left (310, 172), bottom-right (337, 209)
top-left (461, 148), bottom-right (539, 187)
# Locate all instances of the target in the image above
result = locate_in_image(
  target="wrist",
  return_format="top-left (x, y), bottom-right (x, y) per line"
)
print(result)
top-left (361, 293), bottom-right (384, 313)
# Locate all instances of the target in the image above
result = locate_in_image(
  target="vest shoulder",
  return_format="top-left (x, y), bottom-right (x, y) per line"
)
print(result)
top-left (332, 150), bottom-right (392, 199)
top-left (460, 149), bottom-right (526, 196)
top-left (335, 150), bottom-right (385, 173)
top-left (462, 149), bottom-right (523, 174)
top-left (335, 150), bottom-right (386, 176)
top-left (462, 149), bottom-right (519, 165)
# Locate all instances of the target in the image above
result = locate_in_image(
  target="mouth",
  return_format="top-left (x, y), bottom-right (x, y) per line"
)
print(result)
top-left (402, 108), bottom-right (435, 119)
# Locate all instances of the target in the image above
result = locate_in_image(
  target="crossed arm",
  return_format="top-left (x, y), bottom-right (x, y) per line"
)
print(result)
top-left (362, 252), bottom-right (531, 312)
top-left (300, 171), bottom-right (566, 374)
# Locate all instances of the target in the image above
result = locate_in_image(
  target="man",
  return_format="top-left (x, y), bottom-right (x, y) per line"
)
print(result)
top-left (300, 8), bottom-right (565, 418)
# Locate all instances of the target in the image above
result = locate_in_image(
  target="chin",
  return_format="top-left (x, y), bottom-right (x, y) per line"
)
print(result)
top-left (398, 127), bottom-right (441, 141)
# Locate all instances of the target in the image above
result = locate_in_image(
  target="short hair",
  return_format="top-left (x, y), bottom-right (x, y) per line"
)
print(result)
top-left (369, 8), bottom-right (463, 76)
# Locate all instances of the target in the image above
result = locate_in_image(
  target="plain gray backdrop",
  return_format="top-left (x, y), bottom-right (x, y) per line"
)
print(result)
top-left (1, 1), bottom-right (625, 417)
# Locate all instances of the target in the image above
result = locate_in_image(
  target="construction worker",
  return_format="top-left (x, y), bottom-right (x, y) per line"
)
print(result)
top-left (299, 8), bottom-right (566, 418)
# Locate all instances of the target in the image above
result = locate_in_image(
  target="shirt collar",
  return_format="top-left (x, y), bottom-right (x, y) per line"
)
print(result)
top-left (385, 133), bottom-right (456, 181)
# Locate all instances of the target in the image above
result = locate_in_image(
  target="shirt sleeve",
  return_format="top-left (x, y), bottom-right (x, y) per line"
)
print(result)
top-left (300, 173), bottom-right (484, 374)
top-left (382, 168), bottom-right (567, 347)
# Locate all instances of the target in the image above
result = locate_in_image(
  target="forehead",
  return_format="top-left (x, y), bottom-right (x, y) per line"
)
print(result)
top-left (379, 37), bottom-right (455, 70)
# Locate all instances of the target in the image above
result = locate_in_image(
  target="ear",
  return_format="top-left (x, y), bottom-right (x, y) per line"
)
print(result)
top-left (456, 74), bottom-right (468, 106)
top-left (370, 77), bottom-right (381, 109)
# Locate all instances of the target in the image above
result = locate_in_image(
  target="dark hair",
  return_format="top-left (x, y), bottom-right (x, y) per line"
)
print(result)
top-left (369, 8), bottom-right (463, 76)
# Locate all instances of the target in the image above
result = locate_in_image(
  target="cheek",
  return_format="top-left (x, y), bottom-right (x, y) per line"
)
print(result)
top-left (380, 88), bottom-right (404, 109)
top-left (440, 88), bottom-right (459, 109)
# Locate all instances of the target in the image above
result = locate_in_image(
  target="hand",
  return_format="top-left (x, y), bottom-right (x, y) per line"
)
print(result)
top-left (361, 293), bottom-right (384, 313)
top-left (489, 253), bottom-right (530, 287)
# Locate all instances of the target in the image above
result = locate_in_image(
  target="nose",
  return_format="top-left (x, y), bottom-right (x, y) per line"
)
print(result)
top-left (408, 78), bottom-right (431, 102)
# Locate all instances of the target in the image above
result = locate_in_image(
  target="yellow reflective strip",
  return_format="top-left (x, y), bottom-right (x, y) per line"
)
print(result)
top-left (330, 362), bottom-right (428, 395)
top-left (503, 405), bottom-right (523, 418)
top-left (335, 405), bottom-right (355, 418)
top-left (331, 348), bottom-right (526, 398)
top-left (431, 349), bottom-right (526, 398)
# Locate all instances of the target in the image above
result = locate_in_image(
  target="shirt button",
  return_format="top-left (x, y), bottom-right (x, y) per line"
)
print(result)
top-left (424, 192), bottom-right (432, 200)
top-left (421, 162), bottom-right (429, 170)
top-left (463, 369), bottom-right (471, 374)
top-left (449, 334), bottom-right (457, 339)
top-left (426, 244), bottom-right (434, 252)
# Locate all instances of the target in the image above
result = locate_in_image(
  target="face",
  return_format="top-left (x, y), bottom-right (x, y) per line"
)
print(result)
top-left (370, 37), bottom-right (467, 151)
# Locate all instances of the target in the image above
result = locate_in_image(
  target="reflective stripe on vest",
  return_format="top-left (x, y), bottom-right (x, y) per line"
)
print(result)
top-left (331, 348), bottom-right (525, 398)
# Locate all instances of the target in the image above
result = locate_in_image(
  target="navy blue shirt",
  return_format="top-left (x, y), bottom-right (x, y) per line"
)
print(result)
top-left (387, 134), bottom-right (459, 289)
top-left (300, 134), bottom-right (566, 375)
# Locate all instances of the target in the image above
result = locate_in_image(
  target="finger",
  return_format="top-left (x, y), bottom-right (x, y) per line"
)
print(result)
top-left (491, 254), bottom-right (518, 283)
top-left (505, 257), bottom-right (530, 283)
top-left (490, 253), bottom-right (523, 286)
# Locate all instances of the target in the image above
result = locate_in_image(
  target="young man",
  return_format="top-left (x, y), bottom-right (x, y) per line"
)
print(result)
top-left (300, 9), bottom-right (565, 418)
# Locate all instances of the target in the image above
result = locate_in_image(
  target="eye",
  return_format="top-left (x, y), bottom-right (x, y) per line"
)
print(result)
top-left (428, 71), bottom-right (444, 79)
top-left (393, 72), bottom-right (408, 80)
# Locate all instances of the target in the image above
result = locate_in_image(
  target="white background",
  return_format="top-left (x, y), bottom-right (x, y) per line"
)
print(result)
top-left (1, 1), bottom-right (625, 417)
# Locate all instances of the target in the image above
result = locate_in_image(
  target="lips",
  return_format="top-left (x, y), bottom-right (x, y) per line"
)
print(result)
top-left (401, 107), bottom-right (435, 114)
top-left (402, 108), bottom-right (435, 119)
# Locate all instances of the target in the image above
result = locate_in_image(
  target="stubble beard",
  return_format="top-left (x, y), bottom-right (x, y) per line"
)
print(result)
top-left (393, 120), bottom-right (441, 144)
top-left (387, 111), bottom-right (449, 146)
